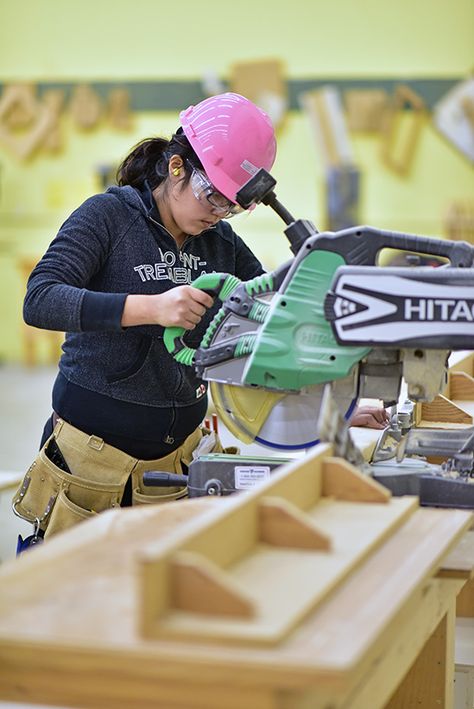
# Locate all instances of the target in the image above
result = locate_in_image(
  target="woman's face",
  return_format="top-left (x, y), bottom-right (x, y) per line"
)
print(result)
top-left (170, 173), bottom-right (223, 236)
top-left (164, 156), bottom-right (242, 238)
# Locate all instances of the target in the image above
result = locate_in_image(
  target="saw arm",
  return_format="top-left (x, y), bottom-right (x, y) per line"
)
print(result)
top-left (163, 168), bottom-right (474, 450)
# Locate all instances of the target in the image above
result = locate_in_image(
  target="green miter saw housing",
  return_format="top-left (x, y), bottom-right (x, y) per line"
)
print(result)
top-left (240, 249), bottom-right (369, 390)
top-left (164, 168), bottom-right (474, 450)
top-left (164, 254), bottom-right (368, 394)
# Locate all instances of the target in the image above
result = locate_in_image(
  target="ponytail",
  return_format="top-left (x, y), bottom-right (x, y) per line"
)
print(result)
top-left (116, 137), bottom-right (169, 189)
top-left (116, 129), bottom-right (203, 190)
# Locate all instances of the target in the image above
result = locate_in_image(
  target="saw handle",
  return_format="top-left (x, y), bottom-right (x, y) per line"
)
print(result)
top-left (142, 471), bottom-right (187, 488)
top-left (313, 227), bottom-right (474, 267)
top-left (163, 273), bottom-right (241, 366)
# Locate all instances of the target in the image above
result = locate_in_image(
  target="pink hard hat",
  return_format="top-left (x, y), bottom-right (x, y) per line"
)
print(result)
top-left (180, 92), bottom-right (277, 204)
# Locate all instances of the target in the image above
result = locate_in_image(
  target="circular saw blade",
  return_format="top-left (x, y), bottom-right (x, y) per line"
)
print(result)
top-left (210, 380), bottom-right (357, 450)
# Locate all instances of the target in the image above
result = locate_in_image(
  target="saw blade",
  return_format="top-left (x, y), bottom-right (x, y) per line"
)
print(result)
top-left (210, 379), bottom-right (357, 450)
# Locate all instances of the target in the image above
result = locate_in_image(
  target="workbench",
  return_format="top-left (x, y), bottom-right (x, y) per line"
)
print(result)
top-left (0, 443), bottom-right (472, 709)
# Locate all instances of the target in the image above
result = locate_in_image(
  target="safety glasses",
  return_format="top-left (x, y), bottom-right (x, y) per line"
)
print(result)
top-left (189, 166), bottom-right (244, 218)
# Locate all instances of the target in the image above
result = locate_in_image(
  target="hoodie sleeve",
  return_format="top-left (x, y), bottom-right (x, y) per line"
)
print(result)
top-left (23, 194), bottom-right (128, 333)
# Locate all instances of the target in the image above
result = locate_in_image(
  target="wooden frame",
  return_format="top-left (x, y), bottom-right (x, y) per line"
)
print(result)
top-left (380, 84), bottom-right (426, 176)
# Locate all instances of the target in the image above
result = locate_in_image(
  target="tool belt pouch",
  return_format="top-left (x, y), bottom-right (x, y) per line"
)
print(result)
top-left (197, 427), bottom-right (240, 457)
top-left (12, 420), bottom-right (132, 538)
top-left (131, 427), bottom-right (227, 505)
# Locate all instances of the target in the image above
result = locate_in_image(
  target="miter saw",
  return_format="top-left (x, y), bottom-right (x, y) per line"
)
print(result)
top-left (164, 168), bottom-right (474, 451)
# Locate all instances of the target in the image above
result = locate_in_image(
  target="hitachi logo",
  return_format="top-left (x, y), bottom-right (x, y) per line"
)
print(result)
top-left (405, 298), bottom-right (474, 321)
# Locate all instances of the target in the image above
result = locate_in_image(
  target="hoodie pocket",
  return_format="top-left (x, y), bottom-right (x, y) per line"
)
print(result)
top-left (106, 335), bottom-right (152, 384)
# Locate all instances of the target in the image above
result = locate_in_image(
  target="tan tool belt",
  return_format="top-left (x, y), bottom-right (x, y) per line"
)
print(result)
top-left (12, 418), bottom-right (225, 539)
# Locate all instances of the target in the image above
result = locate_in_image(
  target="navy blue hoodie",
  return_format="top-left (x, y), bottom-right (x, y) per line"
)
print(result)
top-left (24, 184), bottom-right (264, 410)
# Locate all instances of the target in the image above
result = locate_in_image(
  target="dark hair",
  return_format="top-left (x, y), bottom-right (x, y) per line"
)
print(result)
top-left (116, 128), bottom-right (203, 190)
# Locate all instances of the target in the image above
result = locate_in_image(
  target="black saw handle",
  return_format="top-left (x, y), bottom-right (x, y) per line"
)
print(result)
top-left (163, 273), bottom-right (242, 366)
top-left (308, 226), bottom-right (474, 267)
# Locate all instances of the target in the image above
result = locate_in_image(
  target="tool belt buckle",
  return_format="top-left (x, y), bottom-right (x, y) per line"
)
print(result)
top-left (87, 435), bottom-right (104, 451)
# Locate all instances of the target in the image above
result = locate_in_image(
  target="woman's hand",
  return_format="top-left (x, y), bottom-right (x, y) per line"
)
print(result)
top-left (349, 405), bottom-right (390, 429)
top-left (121, 287), bottom-right (214, 329)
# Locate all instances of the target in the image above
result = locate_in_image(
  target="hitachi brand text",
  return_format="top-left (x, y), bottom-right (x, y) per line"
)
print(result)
top-left (404, 298), bottom-right (474, 321)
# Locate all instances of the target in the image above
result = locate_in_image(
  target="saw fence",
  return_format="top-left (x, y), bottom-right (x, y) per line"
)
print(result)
top-left (0, 442), bottom-right (472, 709)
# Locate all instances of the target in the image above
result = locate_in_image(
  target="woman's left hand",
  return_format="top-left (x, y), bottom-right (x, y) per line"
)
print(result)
top-left (349, 405), bottom-right (390, 429)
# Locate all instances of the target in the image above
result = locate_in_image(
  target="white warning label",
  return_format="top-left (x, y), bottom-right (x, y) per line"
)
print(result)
top-left (234, 466), bottom-right (271, 490)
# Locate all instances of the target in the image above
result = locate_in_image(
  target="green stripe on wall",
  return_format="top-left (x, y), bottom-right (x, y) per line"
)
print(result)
top-left (0, 78), bottom-right (460, 111)
top-left (288, 79), bottom-right (458, 109)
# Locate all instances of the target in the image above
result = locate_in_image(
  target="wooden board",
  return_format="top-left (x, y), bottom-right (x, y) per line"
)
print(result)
top-left (0, 444), bottom-right (472, 708)
top-left (0, 504), bottom-right (470, 708)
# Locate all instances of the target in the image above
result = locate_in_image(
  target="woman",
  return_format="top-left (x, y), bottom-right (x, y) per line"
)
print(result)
top-left (16, 92), bottom-right (386, 544)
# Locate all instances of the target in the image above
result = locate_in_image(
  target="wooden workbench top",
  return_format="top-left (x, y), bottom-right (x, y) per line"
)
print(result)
top-left (0, 442), bottom-right (472, 709)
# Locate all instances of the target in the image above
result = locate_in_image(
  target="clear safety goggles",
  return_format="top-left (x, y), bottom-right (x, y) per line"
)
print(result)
top-left (189, 166), bottom-right (244, 218)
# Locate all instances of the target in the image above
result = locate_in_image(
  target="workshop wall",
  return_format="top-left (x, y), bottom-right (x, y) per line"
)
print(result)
top-left (0, 0), bottom-right (472, 363)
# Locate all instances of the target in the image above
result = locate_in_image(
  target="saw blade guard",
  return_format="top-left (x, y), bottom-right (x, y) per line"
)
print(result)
top-left (210, 379), bottom-right (358, 450)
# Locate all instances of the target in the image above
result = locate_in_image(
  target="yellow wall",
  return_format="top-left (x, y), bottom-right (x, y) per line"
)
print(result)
top-left (0, 0), bottom-right (473, 362)
top-left (1, 0), bottom-right (472, 78)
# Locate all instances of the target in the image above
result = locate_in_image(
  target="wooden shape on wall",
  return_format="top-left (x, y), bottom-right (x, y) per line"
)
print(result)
top-left (444, 200), bottom-right (474, 244)
top-left (107, 88), bottom-right (133, 131)
top-left (229, 58), bottom-right (288, 131)
top-left (300, 86), bottom-right (354, 168)
top-left (433, 77), bottom-right (474, 163)
top-left (0, 84), bottom-right (59, 161)
top-left (0, 83), bottom-right (38, 129)
top-left (380, 84), bottom-right (426, 176)
top-left (41, 90), bottom-right (65, 153)
top-left (70, 84), bottom-right (102, 130)
top-left (344, 89), bottom-right (389, 132)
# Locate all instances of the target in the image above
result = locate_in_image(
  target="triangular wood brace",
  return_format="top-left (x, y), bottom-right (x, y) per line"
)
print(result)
top-left (419, 394), bottom-right (473, 425)
top-left (322, 457), bottom-right (391, 503)
top-left (170, 551), bottom-right (254, 618)
top-left (259, 496), bottom-right (331, 550)
top-left (449, 372), bottom-right (474, 401)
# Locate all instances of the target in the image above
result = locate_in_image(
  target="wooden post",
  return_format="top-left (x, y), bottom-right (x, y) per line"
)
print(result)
top-left (385, 600), bottom-right (457, 708)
